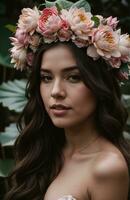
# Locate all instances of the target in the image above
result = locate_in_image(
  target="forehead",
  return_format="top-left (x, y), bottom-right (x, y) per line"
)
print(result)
top-left (41, 45), bottom-right (77, 70)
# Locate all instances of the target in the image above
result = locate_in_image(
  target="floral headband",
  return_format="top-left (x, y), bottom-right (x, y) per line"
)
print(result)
top-left (9, 0), bottom-right (130, 81)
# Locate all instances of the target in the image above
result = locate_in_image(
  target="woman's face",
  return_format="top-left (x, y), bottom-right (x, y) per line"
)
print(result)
top-left (40, 45), bottom-right (96, 128)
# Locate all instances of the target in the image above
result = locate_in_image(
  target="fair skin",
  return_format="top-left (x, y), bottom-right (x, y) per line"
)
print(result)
top-left (40, 45), bottom-right (129, 200)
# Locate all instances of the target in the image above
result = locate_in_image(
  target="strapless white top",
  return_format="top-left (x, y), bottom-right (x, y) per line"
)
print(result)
top-left (57, 195), bottom-right (76, 200)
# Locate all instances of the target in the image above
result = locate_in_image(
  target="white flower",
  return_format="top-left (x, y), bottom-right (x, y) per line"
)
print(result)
top-left (10, 45), bottom-right (27, 70)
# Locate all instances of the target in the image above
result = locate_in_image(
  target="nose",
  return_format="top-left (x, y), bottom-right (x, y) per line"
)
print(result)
top-left (51, 79), bottom-right (66, 99)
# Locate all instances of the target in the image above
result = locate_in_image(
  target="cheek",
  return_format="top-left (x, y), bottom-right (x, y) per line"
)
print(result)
top-left (72, 85), bottom-right (96, 114)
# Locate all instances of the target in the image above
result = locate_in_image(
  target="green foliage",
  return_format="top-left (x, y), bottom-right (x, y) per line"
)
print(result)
top-left (123, 95), bottom-right (130, 108)
top-left (55, 2), bottom-right (62, 12)
top-left (5, 24), bottom-right (16, 33)
top-left (0, 54), bottom-right (12, 68)
top-left (91, 16), bottom-right (100, 27)
top-left (0, 79), bottom-right (27, 112)
top-left (73, 0), bottom-right (91, 11)
top-left (40, 0), bottom-right (73, 9)
top-left (121, 63), bottom-right (130, 74)
top-left (0, 123), bottom-right (19, 147)
top-left (0, 159), bottom-right (15, 177)
top-left (122, 93), bottom-right (130, 136)
top-left (0, 19), bottom-right (13, 68)
top-left (44, 0), bottom-right (91, 11)
top-left (122, 94), bottom-right (130, 128)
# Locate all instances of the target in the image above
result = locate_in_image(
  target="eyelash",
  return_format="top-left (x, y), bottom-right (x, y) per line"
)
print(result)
top-left (40, 74), bottom-right (81, 83)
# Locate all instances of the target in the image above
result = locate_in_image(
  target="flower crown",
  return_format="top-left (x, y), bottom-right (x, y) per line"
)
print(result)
top-left (10, 0), bottom-right (130, 81)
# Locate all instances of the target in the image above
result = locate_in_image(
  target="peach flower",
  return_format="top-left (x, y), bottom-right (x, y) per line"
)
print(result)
top-left (87, 25), bottom-right (121, 60)
top-left (61, 7), bottom-right (94, 40)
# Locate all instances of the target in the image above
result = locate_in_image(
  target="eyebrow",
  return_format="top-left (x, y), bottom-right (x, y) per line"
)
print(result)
top-left (40, 65), bottom-right (79, 73)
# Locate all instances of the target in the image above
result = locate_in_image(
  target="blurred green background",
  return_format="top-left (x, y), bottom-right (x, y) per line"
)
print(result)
top-left (0, 0), bottom-right (130, 199)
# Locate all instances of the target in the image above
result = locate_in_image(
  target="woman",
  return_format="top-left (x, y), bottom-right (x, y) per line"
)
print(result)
top-left (5, 1), bottom-right (130, 199)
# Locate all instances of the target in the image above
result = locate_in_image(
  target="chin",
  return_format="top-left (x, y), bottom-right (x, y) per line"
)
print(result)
top-left (50, 118), bottom-right (78, 129)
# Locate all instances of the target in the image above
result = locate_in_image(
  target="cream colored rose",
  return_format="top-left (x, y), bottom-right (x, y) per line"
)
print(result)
top-left (119, 33), bottom-right (130, 56)
top-left (87, 25), bottom-right (121, 60)
top-left (18, 6), bottom-right (40, 35)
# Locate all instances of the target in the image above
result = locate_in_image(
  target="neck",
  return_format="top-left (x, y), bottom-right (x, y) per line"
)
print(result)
top-left (64, 118), bottom-right (100, 158)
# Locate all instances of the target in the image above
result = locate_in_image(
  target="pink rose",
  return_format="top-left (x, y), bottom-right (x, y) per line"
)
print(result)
top-left (58, 19), bottom-right (72, 41)
top-left (106, 16), bottom-right (119, 30)
top-left (37, 7), bottom-right (62, 37)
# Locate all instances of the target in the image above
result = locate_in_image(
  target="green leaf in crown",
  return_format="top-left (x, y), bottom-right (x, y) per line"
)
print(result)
top-left (73, 0), bottom-right (91, 12)
top-left (5, 24), bottom-right (16, 33)
top-left (44, 0), bottom-right (73, 9)
top-left (121, 63), bottom-right (130, 74)
top-left (91, 16), bottom-right (100, 28)
top-left (44, 0), bottom-right (91, 12)
top-left (55, 2), bottom-right (62, 13)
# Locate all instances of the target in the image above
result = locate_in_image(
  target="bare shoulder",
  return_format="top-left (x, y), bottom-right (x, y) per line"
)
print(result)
top-left (89, 149), bottom-right (129, 200)
top-left (93, 151), bottom-right (129, 180)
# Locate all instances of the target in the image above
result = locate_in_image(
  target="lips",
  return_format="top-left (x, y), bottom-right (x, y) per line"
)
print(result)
top-left (50, 104), bottom-right (71, 118)
top-left (50, 104), bottom-right (71, 116)
top-left (50, 104), bottom-right (71, 110)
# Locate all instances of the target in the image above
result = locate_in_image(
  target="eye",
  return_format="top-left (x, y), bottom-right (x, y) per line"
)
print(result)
top-left (67, 74), bottom-right (81, 83)
top-left (40, 74), bottom-right (52, 83)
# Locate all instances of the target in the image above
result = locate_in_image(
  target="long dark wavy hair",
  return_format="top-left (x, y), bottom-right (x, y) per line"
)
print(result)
top-left (5, 41), bottom-right (130, 200)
